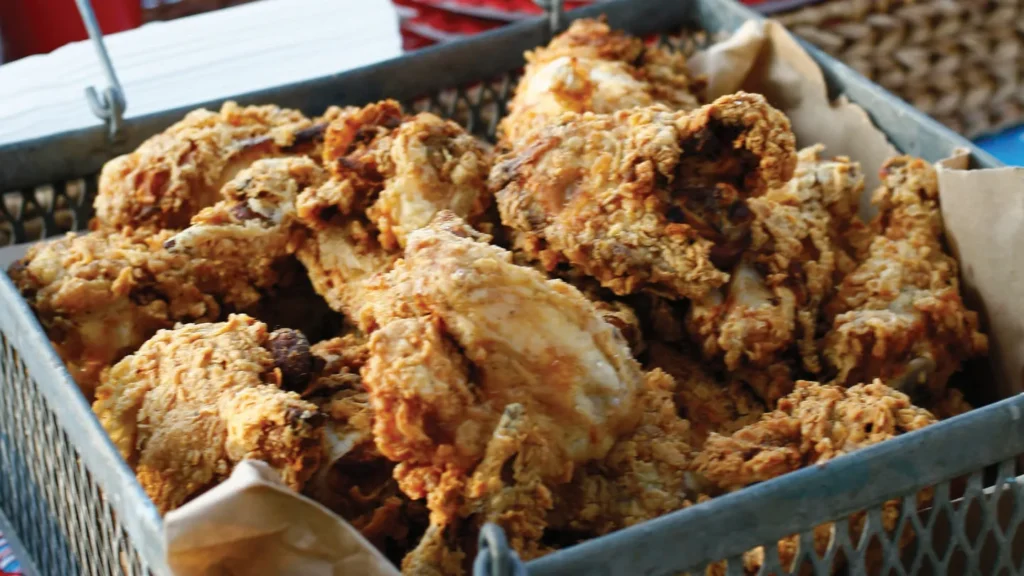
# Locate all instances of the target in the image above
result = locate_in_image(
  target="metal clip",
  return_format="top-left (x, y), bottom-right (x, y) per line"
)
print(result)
top-left (74, 0), bottom-right (127, 140)
top-left (533, 0), bottom-right (565, 38)
top-left (473, 524), bottom-right (528, 576)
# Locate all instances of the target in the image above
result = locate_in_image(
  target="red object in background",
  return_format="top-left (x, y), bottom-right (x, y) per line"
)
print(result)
top-left (0, 0), bottom-right (142, 62)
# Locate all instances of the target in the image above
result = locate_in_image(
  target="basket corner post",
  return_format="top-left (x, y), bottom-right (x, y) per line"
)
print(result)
top-left (474, 523), bottom-right (528, 576)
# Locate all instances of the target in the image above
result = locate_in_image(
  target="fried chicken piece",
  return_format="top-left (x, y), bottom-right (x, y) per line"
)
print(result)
top-left (92, 315), bottom-right (324, 513)
top-left (824, 157), bottom-right (987, 396)
top-left (548, 369), bottom-right (700, 536)
top-left (297, 100), bottom-right (494, 317)
top-left (7, 228), bottom-right (239, 397)
top-left (302, 335), bottom-right (428, 563)
top-left (695, 380), bottom-right (936, 574)
top-left (685, 260), bottom-right (796, 370)
top-left (492, 94), bottom-right (796, 301)
top-left (499, 18), bottom-right (702, 146)
top-left (686, 146), bottom-right (868, 377)
top-left (359, 213), bottom-right (645, 569)
top-left (645, 341), bottom-right (764, 446)
top-left (166, 156), bottom-right (327, 295)
top-left (94, 102), bottom-right (321, 231)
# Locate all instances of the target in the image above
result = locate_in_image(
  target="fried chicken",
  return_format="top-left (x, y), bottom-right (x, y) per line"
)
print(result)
top-left (492, 93), bottom-right (797, 301)
top-left (297, 100), bottom-right (494, 317)
top-left (92, 315), bottom-right (324, 514)
top-left (302, 335), bottom-right (428, 563)
top-left (548, 369), bottom-right (699, 537)
top-left (94, 102), bottom-right (321, 231)
top-left (358, 213), bottom-right (645, 571)
top-left (695, 380), bottom-right (937, 573)
top-left (499, 18), bottom-right (702, 147)
top-left (824, 157), bottom-right (987, 396)
top-left (645, 341), bottom-right (763, 447)
top-left (685, 146), bottom-right (868, 385)
top-left (165, 156), bottom-right (327, 297)
top-left (7, 228), bottom-right (238, 397)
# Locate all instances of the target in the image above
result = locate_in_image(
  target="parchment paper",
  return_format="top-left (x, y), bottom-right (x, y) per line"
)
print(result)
top-left (165, 461), bottom-right (400, 576)
top-left (12, 16), bottom-right (1015, 576)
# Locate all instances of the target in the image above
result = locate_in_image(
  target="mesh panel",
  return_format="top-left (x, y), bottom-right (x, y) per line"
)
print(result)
top-left (0, 332), bottom-right (153, 576)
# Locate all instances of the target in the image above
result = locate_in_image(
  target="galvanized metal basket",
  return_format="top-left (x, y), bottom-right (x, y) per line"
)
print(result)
top-left (0, 0), bottom-right (1018, 575)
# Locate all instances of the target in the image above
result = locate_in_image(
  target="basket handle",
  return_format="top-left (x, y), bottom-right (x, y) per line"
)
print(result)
top-left (533, 0), bottom-right (565, 37)
top-left (73, 0), bottom-right (127, 140)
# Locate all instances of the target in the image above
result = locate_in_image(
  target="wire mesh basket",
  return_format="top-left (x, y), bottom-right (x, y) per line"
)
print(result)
top-left (0, 0), bottom-right (1018, 575)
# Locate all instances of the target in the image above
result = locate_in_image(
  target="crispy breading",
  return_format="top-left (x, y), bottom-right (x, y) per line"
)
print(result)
top-left (694, 380), bottom-right (935, 490)
top-left (645, 341), bottom-right (764, 446)
top-left (695, 380), bottom-right (935, 574)
top-left (492, 94), bottom-right (796, 300)
top-left (686, 146), bottom-right (867, 378)
top-left (165, 100), bottom-right (495, 320)
top-left (297, 101), bottom-right (493, 317)
top-left (94, 102), bottom-right (319, 231)
top-left (7, 228), bottom-right (230, 397)
top-left (359, 213), bottom-right (645, 568)
top-left (499, 18), bottom-right (702, 146)
top-left (302, 335), bottom-right (428, 562)
top-left (91, 315), bottom-right (323, 513)
top-left (549, 369), bottom-right (699, 536)
top-left (166, 156), bottom-right (327, 296)
top-left (824, 157), bottom-right (987, 395)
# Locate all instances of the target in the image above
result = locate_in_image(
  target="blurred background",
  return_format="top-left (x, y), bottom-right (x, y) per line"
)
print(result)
top-left (0, 0), bottom-right (1020, 164)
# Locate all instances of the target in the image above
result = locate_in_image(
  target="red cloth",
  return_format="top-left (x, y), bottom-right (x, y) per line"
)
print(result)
top-left (0, 0), bottom-right (142, 61)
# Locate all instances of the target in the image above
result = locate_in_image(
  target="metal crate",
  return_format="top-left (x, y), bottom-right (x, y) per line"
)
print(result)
top-left (0, 0), bottom-right (1017, 574)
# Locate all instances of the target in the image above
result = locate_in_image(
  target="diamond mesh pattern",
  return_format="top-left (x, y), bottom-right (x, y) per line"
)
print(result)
top-left (0, 28), bottom-right (1020, 576)
top-left (0, 332), bottom-right (152, 576)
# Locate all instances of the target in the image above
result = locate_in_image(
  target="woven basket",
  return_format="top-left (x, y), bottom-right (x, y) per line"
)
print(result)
top-left (775, 0), bottom-right (1024, 138)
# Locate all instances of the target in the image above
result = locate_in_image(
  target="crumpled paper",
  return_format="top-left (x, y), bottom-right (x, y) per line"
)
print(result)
top-left (160, 16), bottom-right (1021, 576)
top-left (165, 461), bottom-right (400, 576)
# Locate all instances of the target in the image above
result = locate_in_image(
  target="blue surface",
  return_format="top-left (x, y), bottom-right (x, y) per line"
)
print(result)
top-left (975, 125), bottom-right (1024, 166)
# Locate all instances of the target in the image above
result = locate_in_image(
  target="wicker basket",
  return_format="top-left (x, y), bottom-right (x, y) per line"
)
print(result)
top-left (774, 0), bottom-right (1024, 138)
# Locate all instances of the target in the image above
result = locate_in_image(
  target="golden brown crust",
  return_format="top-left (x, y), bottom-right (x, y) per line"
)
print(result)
top-left (92, 315), bottom-right (323, 513)
top-left (693, 380), bottom-right (936, 491)
top-left (645, 341), bottom-right (764, 447)
top-left (685, 146), bottom-right (868, 379)
top-left (94, 102), bottom-right (317, 231)
top-left (824, 157), bottom-right (988, 395)
top-left (296, 100), bottom-right (494, 317)
top-left (549, 369), bottom-right (698, 536)
top-left (695, 380), bottom-right (935, 574)
top-left (359, 212), bottom-right (645, 562)
top-left (492, 94), bottom-right (796, 301)
top-left (8, 228), bottom-right (228, 397)
top-left (499, 18), bottom-right (702, 146)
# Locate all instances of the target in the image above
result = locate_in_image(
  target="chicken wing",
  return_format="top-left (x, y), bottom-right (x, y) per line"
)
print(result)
top-left (92, 315), bottom-right (324, 513)
top-left (685, 146), bottom-right (868, 383)
top-left (824, 157), bottom-right (987, 396)
top-left (359, 212), bottom-right (645, 571)
top-left (695, 380), bottom-right (936, 574)
top-left (492, 93), bottom-right (796, 301)
top-left (94, 102), bottom-right (320, 231)
top-left (499, 18), bottom-right (702, 146)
